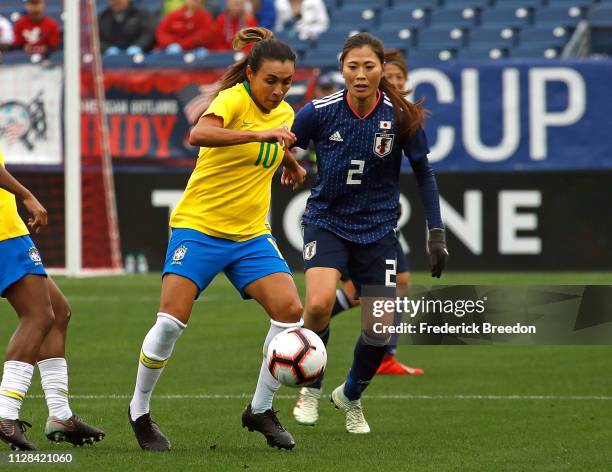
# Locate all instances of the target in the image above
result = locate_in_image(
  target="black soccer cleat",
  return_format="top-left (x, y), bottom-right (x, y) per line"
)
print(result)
top-left (128, 407), bottom-right (171, 452)
top-left (0, 417), bottom-right (37, 451)
top-left (45, 414), bottom-right (106, 446)
top-left (241, 403), bottom-right (295, 450)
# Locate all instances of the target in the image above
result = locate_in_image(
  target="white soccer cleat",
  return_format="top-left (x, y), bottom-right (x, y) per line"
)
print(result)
top-left (293, 387), bottom-right (321, 425)
top-left (330, 383), bottom-right (371, 434)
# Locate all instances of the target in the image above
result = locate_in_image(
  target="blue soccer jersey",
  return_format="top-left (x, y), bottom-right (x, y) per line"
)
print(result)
top-left (292, 88), bottom-right (442, 244)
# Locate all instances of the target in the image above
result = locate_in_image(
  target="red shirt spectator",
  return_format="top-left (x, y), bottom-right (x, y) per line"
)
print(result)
top-left (213, 0), bottom-right (258, 51)
top-left (13, 0), bottom-right (60, 55)
top-left (156, 0), bottom-right (215, 51)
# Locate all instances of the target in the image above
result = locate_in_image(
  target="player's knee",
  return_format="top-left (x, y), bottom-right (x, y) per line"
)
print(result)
top-left (54, 296), bottom-right (71, 326)
top-left (38, 306), bottom-right (55, 334)
top-left (306, 293), bottom-right (335, 319)
top-left (269, 297), bottom-right (303, 323)
top-left (156, 313), bottom-right (187, 335)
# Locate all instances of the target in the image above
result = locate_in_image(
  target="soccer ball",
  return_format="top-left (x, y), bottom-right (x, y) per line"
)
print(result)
top-left (266, 328), bottom-right (327, 387)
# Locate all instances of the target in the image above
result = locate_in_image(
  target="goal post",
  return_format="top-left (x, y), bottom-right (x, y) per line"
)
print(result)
top-left (64, 0), bottom-right (81, 276)
top-left (60, 0), bottom-right (123, 276)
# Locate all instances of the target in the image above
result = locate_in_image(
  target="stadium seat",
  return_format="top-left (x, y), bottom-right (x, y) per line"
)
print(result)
top-left (331, 6), bottom-right (376, 30)
top-left (443, 1), bottom-right (490, 10)
top-left (373, 28), bottom-right (415, 49)
top-left (406, 47), bottom-right (453, 61)
top-left (386, 0), bottom-right (439, 8)
top-left (547, 0), bottom-right (595, 6)
top-left (587, 5), bottom-right (612, 27)
top-left (417, 27), bottom-right (467, 50)
top-left (340, 0), bottom-right (388, 8)
top-left (379, 6), bottom-right (429, 29)
top-left (456, 46), bottom-right (507, 59)
top-left (274, 31), bottom-right (314, 54)
top-left (316, 29), bottom-right (358, 49)
top-left (518, 26), bottom-right (571, 49)
top-left (490, 0), bottom-right (542, 7)
top-left (301, 48), bottom-right (340, 68)
top-left (507, 45), bottom-right (560, 58)
top-left (480, 6), bottom-right (532, 28)
top-left (198, 52), bottom-right (238, 68)
top-left (469, 27), bottom-right (516, 49)
top-left (141, 50), bottom-right (187, 67)
top-left (133, 0), bottom-right (162, 14)
top-left (0, 51), bottom-right (35, 65)
top-left (102, 52), bottom-right (141, 68)
top-left (533, 6), bottom-right (584, 28)
top-left (43, 3), bottom-right (64, 15)
top-left (429, 8), bottom-right (478, 29)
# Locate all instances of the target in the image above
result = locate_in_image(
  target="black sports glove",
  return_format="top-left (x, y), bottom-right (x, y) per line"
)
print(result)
top-left (427, 228), bottom-right (448, 278)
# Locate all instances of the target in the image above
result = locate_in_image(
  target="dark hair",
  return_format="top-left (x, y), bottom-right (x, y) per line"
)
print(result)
top-left (216, 27), bottom-right (296, 96)
top-left (340, 33), bottom-right (425, 140)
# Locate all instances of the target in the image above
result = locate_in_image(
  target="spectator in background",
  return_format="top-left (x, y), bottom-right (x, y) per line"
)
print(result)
top-left (163, 0), bottom-right (184, 16)
top-left (13, 0), bottom-right (60, 56)
top-left (253, 0), bottom-right (276, 30)
top-left (313, 71), bottom-right (342, 99)
top-left (163, 0), bottom-right (229, 17)
top-left (213, 0), bottom-right (257, 51)
top-left (156, 0), bottom-right (215, 53)
top-left (0, 15), bottom-right (15, 51)
top-left (274, 0), bottom-right (328, 40)
top-left (99, 0), bottom-right (155, 55)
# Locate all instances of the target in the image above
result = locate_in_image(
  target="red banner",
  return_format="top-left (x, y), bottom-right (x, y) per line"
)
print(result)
top-left (81, 68), bottom-right (318, 165)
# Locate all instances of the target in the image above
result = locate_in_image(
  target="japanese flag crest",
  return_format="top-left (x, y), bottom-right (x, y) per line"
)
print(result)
top-left (303, 241), bottom-right (317, 261)
top-left (373, 132), bottom-right (395, 158)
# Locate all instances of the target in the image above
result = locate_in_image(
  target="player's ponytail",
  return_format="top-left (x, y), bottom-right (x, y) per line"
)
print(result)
top-left (340, 33), bottom-right (426, 141)
top-left (216, 27), bottom-right (296, 96)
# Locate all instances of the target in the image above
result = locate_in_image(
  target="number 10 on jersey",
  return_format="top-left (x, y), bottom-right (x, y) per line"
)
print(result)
top-left (255, 142), bottom-right (279, 169)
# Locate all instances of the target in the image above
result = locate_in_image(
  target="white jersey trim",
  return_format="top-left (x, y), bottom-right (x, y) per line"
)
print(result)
top-left (314, 97), bottom-right (344, 109)
top-left (312, 90), bottom-right (344, 105)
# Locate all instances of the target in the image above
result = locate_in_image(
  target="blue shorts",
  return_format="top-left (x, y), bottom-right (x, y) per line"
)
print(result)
top-left (396, 239), bottom-right (409, 274)
top-left (338, 234), bottom-right (408, 280)
top-left (163, 228), bottom-right (292, 299)
top-left (303, 224), bottom-right (397, 294)
top-left (0, 235), bottom-right (47, 297)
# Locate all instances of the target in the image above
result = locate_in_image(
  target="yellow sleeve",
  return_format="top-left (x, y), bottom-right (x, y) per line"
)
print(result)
top-left (203, 89), bottom-right (241, 128)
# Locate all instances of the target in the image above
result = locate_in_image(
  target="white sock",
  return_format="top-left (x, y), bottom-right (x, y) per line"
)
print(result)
top-left (0, 361), bottom-right (34, 420)
top-left (129, 313), bottom-right (186, 421)
top-left (38, 357), bottom-right (72, 420)
top-left (251, 319), bottom-right (303, 414)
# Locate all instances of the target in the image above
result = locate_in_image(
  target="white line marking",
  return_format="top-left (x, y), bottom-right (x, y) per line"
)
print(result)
top-left (29, 394), bottom-right (612, 401)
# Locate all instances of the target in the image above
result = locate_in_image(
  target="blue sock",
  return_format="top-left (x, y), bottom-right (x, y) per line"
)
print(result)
top-left (330, 289), bottom-right (350, 318)
top-left (343, 335), bottom-right (386, 401)
top-left (310, 325), bottom-right (330, 390)
top-left (385, 311), bottom-right (402, 355)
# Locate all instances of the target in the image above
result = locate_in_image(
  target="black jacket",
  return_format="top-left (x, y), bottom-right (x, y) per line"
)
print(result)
top-left (98, 3), bottom-right (155, 52)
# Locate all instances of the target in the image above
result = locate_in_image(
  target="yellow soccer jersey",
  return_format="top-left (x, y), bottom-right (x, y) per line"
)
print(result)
top-left (0, 149), bottom-right (29, 242)
top-left (170, 83), bottom-right (294, 241)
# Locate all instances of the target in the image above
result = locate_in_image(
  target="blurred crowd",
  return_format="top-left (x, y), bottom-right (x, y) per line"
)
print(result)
top-left (0, 0), bottom-right (330, 58)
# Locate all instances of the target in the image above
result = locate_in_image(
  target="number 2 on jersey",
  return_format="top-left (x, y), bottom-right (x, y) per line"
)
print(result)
top-left (346, 159), bottom-right (365, 185)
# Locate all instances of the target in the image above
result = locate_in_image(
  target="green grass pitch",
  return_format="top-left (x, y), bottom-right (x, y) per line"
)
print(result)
top-left (1, 272), bottom-right (611, 471)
